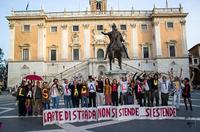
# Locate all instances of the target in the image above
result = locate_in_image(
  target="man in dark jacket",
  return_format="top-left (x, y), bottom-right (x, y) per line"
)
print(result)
top-left (17, 80), bottom-right (27, 116)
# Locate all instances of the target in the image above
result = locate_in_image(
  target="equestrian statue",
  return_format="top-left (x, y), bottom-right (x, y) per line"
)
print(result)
top-left (101, 23), bottom-right (130, 70)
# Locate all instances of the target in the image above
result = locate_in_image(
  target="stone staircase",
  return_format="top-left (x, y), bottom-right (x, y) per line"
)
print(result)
top-left (53, 61), bottom-right (89, 81)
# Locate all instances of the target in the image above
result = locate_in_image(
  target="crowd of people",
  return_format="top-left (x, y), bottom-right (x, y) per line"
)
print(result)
top-left (15, 68), bottom-right (193, 116)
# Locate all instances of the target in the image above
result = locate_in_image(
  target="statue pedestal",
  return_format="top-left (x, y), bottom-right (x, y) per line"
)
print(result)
top-left (105, 69), bottom-right (128, 79)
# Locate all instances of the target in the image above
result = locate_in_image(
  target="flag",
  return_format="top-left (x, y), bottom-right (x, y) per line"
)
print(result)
top-left (26, 2), bottom-right (29, 11)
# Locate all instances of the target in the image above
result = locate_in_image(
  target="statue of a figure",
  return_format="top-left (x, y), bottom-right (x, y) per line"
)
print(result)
top-left (101, 23), bottom-right (129, 70)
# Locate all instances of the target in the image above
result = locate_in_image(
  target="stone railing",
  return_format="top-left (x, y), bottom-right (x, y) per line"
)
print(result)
top-left (11, 10), bottom-right (153, 17)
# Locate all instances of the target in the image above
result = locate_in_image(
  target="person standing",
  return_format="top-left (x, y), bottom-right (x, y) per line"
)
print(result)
top-left (33, 81), bottom-right (42, 115)
top-left (172, 68), bottom-right (182, 110)
top-left (135, 77), bottom-right (145, 106)
top-left (127, 80), bottom-right (134, 105)
top-left (81, 81), bottom-right (89, 107)
top-left (143, 74), bottom-right (151, 107)
top-left (96, 75), bottom-right (104, 106)
top-left (42, 82), bottom-right (50, 110)
top-left (50, 79), bottom-right (61, 109)
top-left (104, 78), bottom-right (112, 105)
top-left (25, 81), bottom-right (33, 116)
top-left (71, 79), bottom-right (79, 108)
top-left (62, 79), bottom-right (72, 108)
top-left (17, 80), bottom-right (27, 116)
top-left (182, 78), bottom-right (193, 111)
top-left (88, 76), bottom-right (96, 107)
top-left (120, 77), bottom-right (128, 105)
top-left (111, 79), bottom-right (119, 106)
top-left (150, 74), bottom-right (159, 106)
top-left (159, 73), bottom-right (172, 106)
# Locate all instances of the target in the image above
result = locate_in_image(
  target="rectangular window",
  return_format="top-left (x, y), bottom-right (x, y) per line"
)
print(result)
top-left (169, 45), bottom-right (176, 57)
top-left (73, 49), bottom-right (79, 60)
top-left (193, 58), bottom-right (199, 65)
top-left (167, 22), bottom-right (174, 28)
top-left (51, 26), bottom-right (57, 32)
top-left (23, 25), bottom-right (30, 32)
top-left (120, 25), bottom-right (127, 30)
top-left (141, 24), bottom-right (148, 31)
top-left (143, 47), bottom-right (149, 58)
top-left (73, 25), bottom-right (79, 32)
top-left (51, 49), bottom-right (56, 61)
top-left (97, 25), bottom-right (103, 31)
top-left (23, 49), bottom-right (29, 60)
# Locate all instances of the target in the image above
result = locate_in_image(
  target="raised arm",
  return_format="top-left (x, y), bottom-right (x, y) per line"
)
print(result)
top-left (168, 71), bottom-right (172, 82)
top-left (179, 68), bottom-right (183, 79)
top-left (101, 31), bottom-right (111, 35)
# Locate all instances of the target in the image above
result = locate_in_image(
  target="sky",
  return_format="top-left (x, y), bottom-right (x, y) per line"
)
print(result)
top-left (0, 0), bottom-right (200, 59)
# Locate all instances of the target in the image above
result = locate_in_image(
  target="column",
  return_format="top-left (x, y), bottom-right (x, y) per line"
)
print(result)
top-left (9, 23), bottom-right (15, 61)
top-left (153, 21), bottom-right (162, 57)
top-left (83, 24), bottom-right (90, 59)
top-left (37, 23), bottom-right (46, 60)
top-left (130, 23), bottom-right (139, 59)
top-left (61, 25), bottom-right (68, 60)
top-left (180, 20), bottom-right (188, 56)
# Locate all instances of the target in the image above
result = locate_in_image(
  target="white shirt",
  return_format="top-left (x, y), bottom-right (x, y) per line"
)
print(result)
top-left (62, 83), bottom-right (71, 96)
top-left (120, 81), bottom-right (128, 93)
top-left (159, 80), bottom-right (170, 94)
top-left (144, 80), bottom-right (150, 91)
top-left (51, 84), bottom-right (60, 97)
top-left (88, 81), bottom-right (96, 93)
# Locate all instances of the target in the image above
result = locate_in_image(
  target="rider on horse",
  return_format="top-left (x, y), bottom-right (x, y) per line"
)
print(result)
top-left (101, 23), bottom-right (129, 61)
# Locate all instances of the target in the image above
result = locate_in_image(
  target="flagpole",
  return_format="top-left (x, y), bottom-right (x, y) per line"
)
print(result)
top-left (118, 0), bottom-right (119, 11)
top-left (166, 0), bottom-right (168, 8)
top-left (79, 0), bottom-right (80, 11)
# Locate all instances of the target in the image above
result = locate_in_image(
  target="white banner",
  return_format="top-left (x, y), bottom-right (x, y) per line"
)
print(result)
top-left (43, 105), bottom-right (176, 125)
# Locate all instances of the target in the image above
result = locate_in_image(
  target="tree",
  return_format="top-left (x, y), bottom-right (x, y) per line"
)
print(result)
top-left (0, 48), bottom-right (7, 91)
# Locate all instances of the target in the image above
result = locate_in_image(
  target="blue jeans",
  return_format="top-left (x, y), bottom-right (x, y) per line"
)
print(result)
top-left (43, 102), bottom-right (50, 110)
top-left (64, 95), bottom-right (73, 108)
top-left (51, 96), bottom-right (60, 109)
top-left (173, 92), bottom-right (181, 109)
top-left (81, 96), bottom-right (88, 107)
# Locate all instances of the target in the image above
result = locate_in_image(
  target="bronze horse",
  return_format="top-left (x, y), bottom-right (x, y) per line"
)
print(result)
top-left (102, 23), bottom-right (129, 70)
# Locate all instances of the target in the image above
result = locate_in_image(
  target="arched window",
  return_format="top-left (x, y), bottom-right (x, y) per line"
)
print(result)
top-left (97, 49), bottom-right (104, 60)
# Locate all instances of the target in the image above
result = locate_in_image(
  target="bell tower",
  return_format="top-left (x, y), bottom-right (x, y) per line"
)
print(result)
top-left (89, 0), bottom-right (107, 12)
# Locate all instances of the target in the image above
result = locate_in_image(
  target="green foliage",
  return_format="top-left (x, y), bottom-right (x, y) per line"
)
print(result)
top-left (0, 48), bottom-right (7, 90)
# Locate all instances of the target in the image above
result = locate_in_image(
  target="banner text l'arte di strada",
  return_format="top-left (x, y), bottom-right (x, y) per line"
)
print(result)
top-left (43, 105), bottom-right (176, 125)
